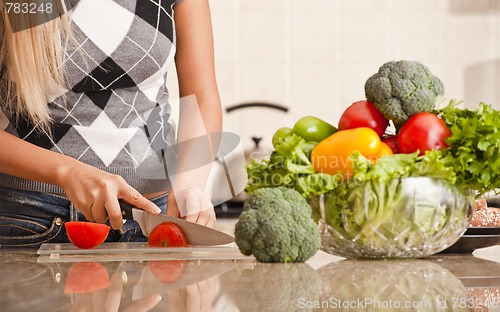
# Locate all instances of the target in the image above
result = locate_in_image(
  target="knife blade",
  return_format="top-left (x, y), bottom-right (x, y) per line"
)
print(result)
top-left (120, 204), bottom-right (235, 246)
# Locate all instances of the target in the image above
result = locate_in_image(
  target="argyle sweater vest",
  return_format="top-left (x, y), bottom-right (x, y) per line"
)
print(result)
top-left (0, 0), bottom-right (179, 194)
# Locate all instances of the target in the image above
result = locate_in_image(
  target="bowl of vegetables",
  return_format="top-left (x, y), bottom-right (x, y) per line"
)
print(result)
top-left (244, 60), bottom-right (500, 259)
top-left (315, 176), bottom-right (474, 258)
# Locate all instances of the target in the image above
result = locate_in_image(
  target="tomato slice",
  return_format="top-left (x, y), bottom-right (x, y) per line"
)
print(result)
top-left (147, 222), bottom-right (188, 247)
top-left (64, 262), bottom-right (110, 294)
top-left (65, 221), bottom-right (110, 249)
top-left (148, 260), bottom-right (186, 283)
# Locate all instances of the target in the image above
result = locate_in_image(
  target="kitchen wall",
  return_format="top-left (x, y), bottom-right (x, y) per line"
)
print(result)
top-left (167, 0), bottom-right (500, 150)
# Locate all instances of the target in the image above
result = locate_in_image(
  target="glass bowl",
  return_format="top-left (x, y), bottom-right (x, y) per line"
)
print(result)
top-left (310, 177), bottom-right (474, 259)
top-left (317, 260), bottom-right (469, 311)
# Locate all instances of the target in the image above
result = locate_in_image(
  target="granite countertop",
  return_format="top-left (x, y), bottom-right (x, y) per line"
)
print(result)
top-left (1, 243), bottom-right (499, 312)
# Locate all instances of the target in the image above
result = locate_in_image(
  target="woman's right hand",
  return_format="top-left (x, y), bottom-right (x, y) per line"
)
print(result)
top-left (58, 161), bottom-right (161, 229)
top-left (0, 130), bottom-right (159, 230)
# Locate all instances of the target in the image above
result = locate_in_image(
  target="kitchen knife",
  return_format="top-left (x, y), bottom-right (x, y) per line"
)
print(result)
top-left (120, 204), bottom-right (235, 246)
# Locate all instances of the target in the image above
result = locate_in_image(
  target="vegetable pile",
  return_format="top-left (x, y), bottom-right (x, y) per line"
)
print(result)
top-left (243, 59), bottom-right (500, 258)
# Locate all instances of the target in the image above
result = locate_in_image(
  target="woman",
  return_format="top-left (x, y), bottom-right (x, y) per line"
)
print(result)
top-left (0, 0), bottom-right (222, 247)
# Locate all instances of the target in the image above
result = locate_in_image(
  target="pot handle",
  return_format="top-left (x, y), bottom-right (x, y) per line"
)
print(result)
top-left (226, 102), bottom-right (289, 113)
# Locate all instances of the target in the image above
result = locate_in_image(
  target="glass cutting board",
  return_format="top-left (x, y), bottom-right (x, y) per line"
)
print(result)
top-left (37, 242), bottom-right (251, 263)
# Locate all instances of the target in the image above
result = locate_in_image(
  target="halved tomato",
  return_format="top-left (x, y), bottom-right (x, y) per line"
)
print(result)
top-left (148, 260), bottom-right (186, 283)
top-left (65, 221), bottom-right (110, 249)
top-left (147, 222), bottom-right (188, 247)
top-left (64, 262), bottom-right (110, 294)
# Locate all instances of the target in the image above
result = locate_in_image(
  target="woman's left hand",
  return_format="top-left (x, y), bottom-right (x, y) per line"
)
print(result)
top-left (166, 188), bottom-right (216, 228)
top-left (167, 276), bottom-right (218, 312)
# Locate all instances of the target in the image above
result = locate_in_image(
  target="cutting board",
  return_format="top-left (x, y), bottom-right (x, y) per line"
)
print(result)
top-left (37, 242), bottom-right (252, 263)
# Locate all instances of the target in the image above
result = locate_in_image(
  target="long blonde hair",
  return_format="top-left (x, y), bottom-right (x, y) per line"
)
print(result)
top-left (0, 2), bottom-right (71, 132)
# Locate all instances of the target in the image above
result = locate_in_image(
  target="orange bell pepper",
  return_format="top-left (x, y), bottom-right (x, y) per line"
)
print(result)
top-left (374, 142), bottom-right (393, 159)
top-left (310, 127), bottom-right (392, 178)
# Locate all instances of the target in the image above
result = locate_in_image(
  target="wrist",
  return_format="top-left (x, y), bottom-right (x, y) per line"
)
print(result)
top-left (53, 155), bottom-right (81, 188)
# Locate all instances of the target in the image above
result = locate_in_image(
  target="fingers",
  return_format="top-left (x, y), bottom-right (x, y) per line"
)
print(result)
top-left (92, 192), bottom-right (108, 224)
top-left (185, 193), bottom-right (215, 227)
top-left (201, 195), bottom-right (216, 228)
top-left (167, 193), bottom-right (180, 218)
top-left (104, 194), bottom-right (124, 230)
top-left (103, 270), bottom-right (125, 312)
top-left (83, 181), bottom-right (122, 229)
top-left (184, 190), bottom-right (200, 223)
top-left (123, 294), bottom-right (162, 312)
top-left (172, 188), bottom-right (216, 227)
top-left (198, 278), bottom-right (217, 312)
top-left (80, 201), bottom-right (96, 223)
top-left (205, 210), bottom-right (216, 228)
top-left (119, 186), bottom-right (162, 215)
top-left (184, 283), bottom-right (202, 312)
top-left (180, 278), bottom-right (217, 312)
top-left (67, 172), bottom-right (161, 229)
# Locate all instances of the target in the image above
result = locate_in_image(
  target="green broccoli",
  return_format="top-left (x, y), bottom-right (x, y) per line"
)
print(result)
top-left (364, 60), bottom-right (444, 130)
top-left (234, 187), bottom-right (321, 263)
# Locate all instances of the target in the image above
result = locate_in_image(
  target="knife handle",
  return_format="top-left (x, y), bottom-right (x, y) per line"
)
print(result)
top-left (119, 201), bottom-right (135, 220)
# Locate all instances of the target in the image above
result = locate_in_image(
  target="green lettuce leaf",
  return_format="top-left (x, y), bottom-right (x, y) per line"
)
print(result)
top-left (323, 150), bottom-right (462, 249)
top-left (245, 133), bottom-right (339, 197)
top-left (438, 100), bottom-right (500, 195)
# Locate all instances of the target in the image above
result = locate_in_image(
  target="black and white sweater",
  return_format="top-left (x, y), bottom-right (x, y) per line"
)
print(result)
top-left (0, 0), bottom-right (179, 194)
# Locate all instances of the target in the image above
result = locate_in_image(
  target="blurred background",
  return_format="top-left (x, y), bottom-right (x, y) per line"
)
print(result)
top-left (167, 0), bottom-right (500, 156)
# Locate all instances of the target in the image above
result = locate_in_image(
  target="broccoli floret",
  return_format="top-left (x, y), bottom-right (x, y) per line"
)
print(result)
top-left (364, 60), bottom-right (444, 130)
top-left (234, 187), bottom-right (321, 263)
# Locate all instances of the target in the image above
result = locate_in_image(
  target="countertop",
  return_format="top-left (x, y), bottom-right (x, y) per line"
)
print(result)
top-left (1, 221), bottom-right (499, 312)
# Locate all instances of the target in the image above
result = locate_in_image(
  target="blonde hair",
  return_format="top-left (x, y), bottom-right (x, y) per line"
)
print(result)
top-left (0, 2), bottom-right (71, 132)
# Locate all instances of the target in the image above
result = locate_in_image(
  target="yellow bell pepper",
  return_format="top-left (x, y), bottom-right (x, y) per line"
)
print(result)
top-left (310, 127), bottom-right (392, 178)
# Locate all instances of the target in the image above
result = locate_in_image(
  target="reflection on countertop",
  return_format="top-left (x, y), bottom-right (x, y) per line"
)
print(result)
top-left (1, 245), bottom-right (500, 311)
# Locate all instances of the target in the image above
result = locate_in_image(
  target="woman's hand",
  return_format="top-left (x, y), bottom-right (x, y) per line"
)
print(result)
top-left (59, 161), bottom-right (162, 230)
top-left (167, 277), bottom-right (218, 312)
top-left (166, 188), bottom-right (216, 228)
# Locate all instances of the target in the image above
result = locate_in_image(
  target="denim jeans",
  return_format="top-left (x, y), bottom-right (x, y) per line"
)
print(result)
top-left (0, 186), bottom-right (167, 249)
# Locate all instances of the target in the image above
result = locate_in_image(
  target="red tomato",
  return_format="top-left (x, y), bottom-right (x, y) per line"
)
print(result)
top-left (147, 222), bottom-right (188, 247)
top-left (381, 134), bottom-right (399, 154)
top-left (148, 260), bottom-right (186, 283)
top-left (65, 221), bottom-right (110, 249)
top-left (398, 112), bottom-right (451, 156)
top-left (338, 100), bottom-right (389, 137)
top-left (64, 262), bottom-right (110, 294)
